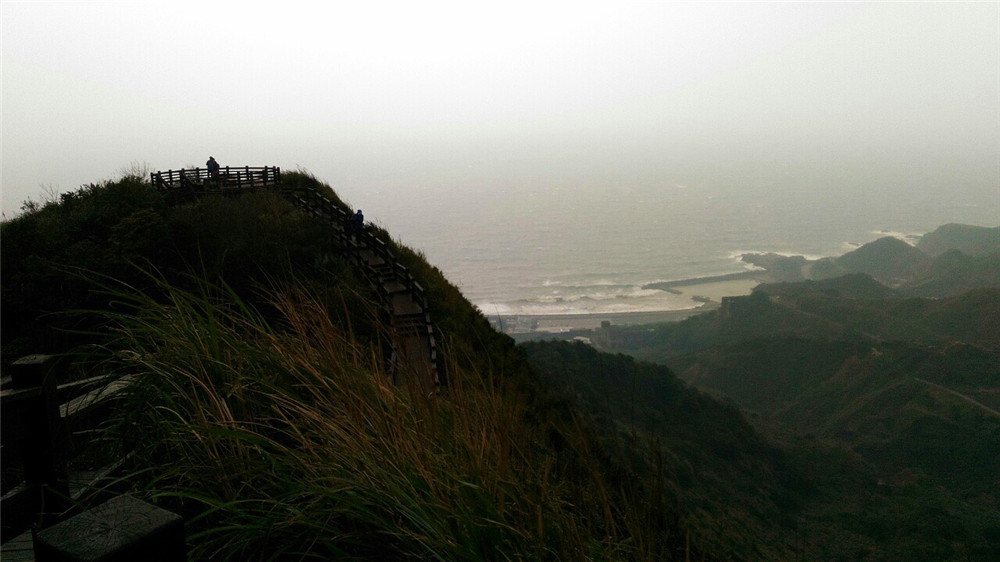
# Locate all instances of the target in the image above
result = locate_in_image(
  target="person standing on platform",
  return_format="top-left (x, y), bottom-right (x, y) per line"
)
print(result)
top-left (206, 156), bottom-right (220, 180)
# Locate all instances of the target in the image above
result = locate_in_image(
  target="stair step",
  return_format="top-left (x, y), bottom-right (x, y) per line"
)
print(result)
top-left (281, 187), bottom-right (441, 386)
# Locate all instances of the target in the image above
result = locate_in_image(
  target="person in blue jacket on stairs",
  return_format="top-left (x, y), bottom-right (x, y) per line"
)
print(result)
top-left (351, 209), bottom-right (364, 239)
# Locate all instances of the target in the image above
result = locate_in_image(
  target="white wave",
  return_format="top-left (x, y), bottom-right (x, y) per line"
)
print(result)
top-left (729, 249), bottom-right (827, 263)
top-left (871, 230), bottom-right (923, 246)
top-left (475, 301), bottom-right (516, 316)
top-left (541, 278), bottom-right (637, 290)
top-left (727, 249), bottom-right (756, 261)
top-left (476, 285), bottom-right (706, 316)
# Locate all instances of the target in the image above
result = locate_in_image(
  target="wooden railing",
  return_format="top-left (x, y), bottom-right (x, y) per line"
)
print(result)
top-left (150, 167), bottom-right (441, 386)
top-left (0, 355), bottom-right (183, 558)
top-left (151, 166), bottom-right (281, 193)
top-left (289, 186), bottom-right (441, 386)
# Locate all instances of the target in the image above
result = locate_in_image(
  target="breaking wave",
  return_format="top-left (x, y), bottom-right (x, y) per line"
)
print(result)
top-left (475, 280), bottom-right (706, 316)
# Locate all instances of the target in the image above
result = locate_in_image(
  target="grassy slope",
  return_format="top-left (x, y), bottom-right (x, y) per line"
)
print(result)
top-left (521, 340), bottom-right (806, 560)
top-left (599, 281), bottom-right (1000, 560)
top-left (12, 173), bottom-right (993, 558)
top-left (2, 173), bottom-right (705, 560)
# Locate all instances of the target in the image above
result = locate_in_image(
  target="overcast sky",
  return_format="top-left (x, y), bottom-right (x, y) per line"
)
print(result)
top-left (2, 1), bottom-right (998, 218)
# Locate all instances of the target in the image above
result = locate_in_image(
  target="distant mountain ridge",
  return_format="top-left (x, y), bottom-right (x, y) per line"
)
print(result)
top-left (4, 173), bottom-right (997, 560)
top-left (824, 235), bottom-right (931, 284)
top-left (917, 223), bottom-right (1000, 257)
top-left (586, 259), bottom-right (1000, 559)
top-left (741, 223), bottom-right (1000, 296)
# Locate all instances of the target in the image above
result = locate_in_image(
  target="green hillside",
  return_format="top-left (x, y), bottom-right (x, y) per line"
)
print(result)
top-left (5, 171), bottom-right (997, 560)
top-left (521, 341), bottom-right (806, 560)
top-left (917, 224), bottom-right (1000, 257)
top-left (828, 236), bottom-right (931, 286)
top-left (906, 251), bottom-right (1000, 298)
top-left (522, 337), bottom-right (1000, 560)
top-left (1, 172), bottom-right (702, 560)
top-left (583, 276), bottom-right (1000, 559)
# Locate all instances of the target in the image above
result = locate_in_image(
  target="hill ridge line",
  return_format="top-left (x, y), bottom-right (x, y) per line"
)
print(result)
top-left (913, 377), bottom-right (1000, 418)
top-left (151, 166), bottom-right (441, 388)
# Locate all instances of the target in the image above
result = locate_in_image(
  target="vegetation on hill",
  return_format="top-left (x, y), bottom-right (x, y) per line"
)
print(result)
top-left (576, 273), bottom-right (1000, 560)
top-left (905, 251), bottom-right (1000, 298)
top-left (97, 273), bottom-right (684, 560)
top-left (917, 224), bottom-right (1000, 257)
top-left (5, 171), bottom-right (996, 560)
top-left (521, 341), bottom-right (808, 560)
top-left (821, 236), bottom-right (931, 286)
top-left (522, 333), bottom-right (1000, 560)
top-left (1, 174), bottom-right (355, 363)
top-left (2, 172), bottom-right (710, 559)
top-left (664, 336), bottom-right (1000, 559)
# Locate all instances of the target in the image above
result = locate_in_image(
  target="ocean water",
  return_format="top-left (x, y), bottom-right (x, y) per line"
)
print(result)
top-left (350, 172), bottom-right (998, 316)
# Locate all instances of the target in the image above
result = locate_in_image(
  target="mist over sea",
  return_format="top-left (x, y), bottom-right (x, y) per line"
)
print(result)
top-left (351, 167), bottom-right (998, 317)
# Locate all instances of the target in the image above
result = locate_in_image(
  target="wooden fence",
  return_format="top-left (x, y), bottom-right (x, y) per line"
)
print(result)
top-left (151, 166), bottom-right (281, 193)
top-left (290, 186), bottom-right (441, 386)
top-left (1, 355), bottom-right (184, 559)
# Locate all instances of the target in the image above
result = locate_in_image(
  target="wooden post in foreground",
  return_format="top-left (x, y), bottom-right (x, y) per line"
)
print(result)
top-left (10, 355), bottom-right (70, 528)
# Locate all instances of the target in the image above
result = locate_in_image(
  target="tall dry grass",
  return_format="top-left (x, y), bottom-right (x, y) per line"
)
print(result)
top-left (102, 273), bottom-right (669, 560)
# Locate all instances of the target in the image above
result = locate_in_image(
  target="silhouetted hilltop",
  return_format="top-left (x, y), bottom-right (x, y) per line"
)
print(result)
top-left (824, 236), bottom-right (931, 286)
top-left (917, 223), bottom-right (1000, 257)
top-left (761, 272), bottom-right (898, 300)
top-left (3, 170), bottom-right (780, 560)
top-left (740, 224), bottom-right (1000, 297)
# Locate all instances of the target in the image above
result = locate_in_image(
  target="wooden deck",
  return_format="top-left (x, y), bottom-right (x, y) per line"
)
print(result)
top-left (151, 165), bottom-right (281, 193)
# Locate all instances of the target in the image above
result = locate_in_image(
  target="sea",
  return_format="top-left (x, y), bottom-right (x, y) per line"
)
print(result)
top-left (349, 172), bottom-right (999, 318)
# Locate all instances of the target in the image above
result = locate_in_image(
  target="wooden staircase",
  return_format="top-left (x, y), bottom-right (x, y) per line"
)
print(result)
top-left (152, 167), bottom-right (442, 388)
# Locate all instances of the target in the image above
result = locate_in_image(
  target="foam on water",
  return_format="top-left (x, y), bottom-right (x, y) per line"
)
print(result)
top-left (357, 175), bottom-right (997, 318)
top-left (872, 230), bottom-right (923, 245)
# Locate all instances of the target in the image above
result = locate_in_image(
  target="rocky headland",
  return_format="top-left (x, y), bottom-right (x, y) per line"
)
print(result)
top-left (646, 223), bottom-right (1000, 297)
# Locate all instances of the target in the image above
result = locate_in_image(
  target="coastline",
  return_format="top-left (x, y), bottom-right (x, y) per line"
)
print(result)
top-left (497, 305), bottom-right (718, 334)
top-left (493, 276), bottom-right (764, 335)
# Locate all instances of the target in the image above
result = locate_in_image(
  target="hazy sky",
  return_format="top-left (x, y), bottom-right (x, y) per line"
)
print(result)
top-left (3, 1), bottom-right (998, 219)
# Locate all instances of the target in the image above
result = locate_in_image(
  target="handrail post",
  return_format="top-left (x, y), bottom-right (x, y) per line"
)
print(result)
top-left (10, 355), bottom-right (70, 529)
